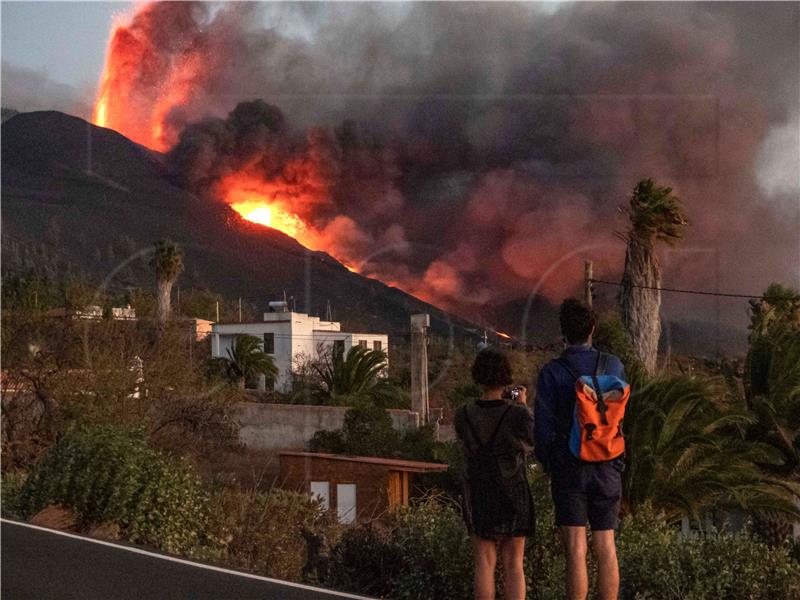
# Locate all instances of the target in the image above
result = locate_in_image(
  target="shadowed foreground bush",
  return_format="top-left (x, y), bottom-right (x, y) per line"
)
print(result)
top-left (328, 494), bottom-right (800, 600)
top-left (206, 487), bottom-right (341, 582)
top-left (17, 425), bottom-right (210, 554)
top-left (618, 505), bottom-right (800, 600)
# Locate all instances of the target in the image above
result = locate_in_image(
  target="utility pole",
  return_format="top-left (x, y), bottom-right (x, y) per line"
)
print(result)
top-left (584, 260), bottom-right (594, 309)
top-left (215, 301), bottom-right (220, 323)
top-left (238, 297), bottom-right (242, 323)
top-left (410, 314), bottom-right (430, 426)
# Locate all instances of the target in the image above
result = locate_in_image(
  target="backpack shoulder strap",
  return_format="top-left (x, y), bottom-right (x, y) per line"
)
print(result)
top-left (554, 355), bottom-right (580, 380)
top-left (461, 407), bottom-right (483, 447)
top-left (591, 351), bottom-right (610, 426)
top-left (486, 404), bottom-right (513, 447)
top-left (595, 351), bottom-right (609, 376)
top-left (464, 403), bottom-right (512, 449)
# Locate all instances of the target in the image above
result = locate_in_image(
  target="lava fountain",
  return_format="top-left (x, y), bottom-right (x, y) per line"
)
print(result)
top-left (90, 2), bottom-right (356, 264)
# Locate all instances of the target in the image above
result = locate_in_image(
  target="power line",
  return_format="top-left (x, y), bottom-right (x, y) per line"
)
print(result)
top-left (590, 278), bottom-right (774, 300)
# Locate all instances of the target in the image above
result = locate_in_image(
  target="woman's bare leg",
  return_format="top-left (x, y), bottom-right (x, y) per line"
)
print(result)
top-left (472, 535), bottom-right (498, 600)
top-left (499, 536), bottom-right (527, 600)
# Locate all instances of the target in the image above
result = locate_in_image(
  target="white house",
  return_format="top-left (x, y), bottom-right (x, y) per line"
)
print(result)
top-left (210, 301), bottom-right (389, 392)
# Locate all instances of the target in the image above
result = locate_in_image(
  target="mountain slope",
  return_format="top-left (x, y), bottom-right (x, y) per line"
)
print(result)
top-left (1, 111), bottom-right (482, 339)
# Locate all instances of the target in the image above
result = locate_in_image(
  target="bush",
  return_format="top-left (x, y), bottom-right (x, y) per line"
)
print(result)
top-left (328, 523), bottom-right (404, 597)
top-left (329, 479), bottom-right (800, 600)
top-left (618, 505), bottom-right (800, 600)
top-left (207, 487), bottom-right (340, 581)
top-left (1, 471), bottom-right (28, 519)
top-left (329, 497), bottom-right (472, 599)
top-left (18, 425), bottom-right (210, 554)
top-left (391, 497), bottom-right (474, 600)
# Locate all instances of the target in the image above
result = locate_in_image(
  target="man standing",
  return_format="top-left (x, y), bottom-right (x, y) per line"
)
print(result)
top-left (534, 299), bottom-right (627, 600)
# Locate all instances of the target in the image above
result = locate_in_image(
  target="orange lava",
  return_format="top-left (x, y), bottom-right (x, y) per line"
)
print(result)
top-left (216, 172), bottom-right (318, 247)
top-left (91, 4), bottom-right (207, 151)
top-left (91, 3), bottom-right (368, 283)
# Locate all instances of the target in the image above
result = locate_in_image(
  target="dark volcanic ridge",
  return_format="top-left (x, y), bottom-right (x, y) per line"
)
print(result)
top-left (0, 110), bottom-right (499, 341)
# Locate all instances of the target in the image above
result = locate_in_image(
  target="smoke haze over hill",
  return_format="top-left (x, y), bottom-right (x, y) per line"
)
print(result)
top-left (3, 2), bottom-right (798, 337)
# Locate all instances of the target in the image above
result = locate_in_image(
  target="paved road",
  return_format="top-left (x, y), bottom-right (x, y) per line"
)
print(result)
top-left (1, 519), bottom-right (375, 600)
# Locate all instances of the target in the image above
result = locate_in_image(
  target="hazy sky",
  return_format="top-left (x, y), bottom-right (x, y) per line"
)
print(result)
top-left (2, 1), bottom-right (131, 88)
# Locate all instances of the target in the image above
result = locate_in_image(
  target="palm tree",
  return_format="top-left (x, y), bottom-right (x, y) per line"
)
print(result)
top-left (744, 285), bottom-right (800, 543)
top-left (149, 239), bottom-right (184, 327)
top-left (617, 179), bottom-right (687, 375)
top-left (623, 374), bottom-right (800, 526)
top-left (314, 345), bottom-right (401, 407)
top-left (220, 334), bottom-right (278, 389)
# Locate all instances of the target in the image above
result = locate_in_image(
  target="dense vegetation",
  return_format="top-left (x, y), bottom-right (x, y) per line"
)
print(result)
top-left (2, 244), bottom-right (799, 598)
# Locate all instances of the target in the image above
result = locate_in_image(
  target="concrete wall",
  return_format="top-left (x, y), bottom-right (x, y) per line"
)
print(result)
top-left (235, 402), bottom-right (420, 450)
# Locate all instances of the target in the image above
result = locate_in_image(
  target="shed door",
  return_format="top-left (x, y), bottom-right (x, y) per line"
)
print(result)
top-left (337, 483), bottom-right (357, 524)
top-left (388, 471), bottom-right (402, 510)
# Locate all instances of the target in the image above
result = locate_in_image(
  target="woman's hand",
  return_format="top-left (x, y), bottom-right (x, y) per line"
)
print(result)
top-left (516, 385), bottom-right (528, 406)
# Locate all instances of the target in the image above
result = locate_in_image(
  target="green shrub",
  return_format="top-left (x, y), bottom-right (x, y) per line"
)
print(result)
top-left (618, 505), bottom-right (800, 600)
top-left (208, 487), bottom-right (340, 582)
top-left (1, 471), bottom-right (28, 519)
top-left (329, 479), bottom-right (800, 600)
top-left (525, 470), bottom-right (567, 600)
top-left (328, 523), bottom-right (404, 597)
top-left (308, 429), bottom-right (347, 454)
top-left (18, 425), bottom-right (209, 554)
top-left (391, 496), bottom-right (474, 600)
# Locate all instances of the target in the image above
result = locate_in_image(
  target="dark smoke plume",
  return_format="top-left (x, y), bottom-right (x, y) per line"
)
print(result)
top-left (148, 2), bottom-right (797, 332)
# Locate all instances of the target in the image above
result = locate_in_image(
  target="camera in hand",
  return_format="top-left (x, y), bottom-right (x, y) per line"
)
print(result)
top-left (502, 386), bottom-right (521, 402)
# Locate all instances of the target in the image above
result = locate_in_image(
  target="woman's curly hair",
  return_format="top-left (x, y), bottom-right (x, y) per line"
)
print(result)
top-left (471, 348), bottom-right (513, 387)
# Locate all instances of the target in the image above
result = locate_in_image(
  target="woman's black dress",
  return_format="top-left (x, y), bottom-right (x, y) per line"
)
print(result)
top-left (454, 399), bottom-right (535, 539)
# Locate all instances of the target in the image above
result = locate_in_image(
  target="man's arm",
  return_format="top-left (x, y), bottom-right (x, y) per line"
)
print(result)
top-left (533, 365), bottom-right (558, 470)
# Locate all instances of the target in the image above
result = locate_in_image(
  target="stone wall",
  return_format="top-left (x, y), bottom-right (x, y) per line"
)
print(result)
top-left (234, 402), bottom-right (420, 450)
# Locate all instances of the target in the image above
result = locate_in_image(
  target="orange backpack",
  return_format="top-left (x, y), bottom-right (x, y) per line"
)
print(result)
top-left (556, 352), bottom-right (630, 462)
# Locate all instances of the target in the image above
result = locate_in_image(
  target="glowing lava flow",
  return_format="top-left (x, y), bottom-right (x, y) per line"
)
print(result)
top-left (90, 3), bottom-right (364, 276)
top-left (217, 173), bottom-right (319, 248)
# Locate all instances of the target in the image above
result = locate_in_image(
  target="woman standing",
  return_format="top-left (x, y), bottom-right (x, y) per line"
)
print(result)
top-left (455, 348), bottom-right (535, 600)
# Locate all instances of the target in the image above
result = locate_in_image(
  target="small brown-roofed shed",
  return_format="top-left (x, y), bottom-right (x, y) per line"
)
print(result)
top-left (279, 451), bottom-right (448, 523)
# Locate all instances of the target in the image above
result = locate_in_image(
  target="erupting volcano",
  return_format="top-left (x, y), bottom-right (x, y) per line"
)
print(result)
top-left (91, 3), bottom-right (329, 252)
top-left (86, 0), bottom-right (800, 331)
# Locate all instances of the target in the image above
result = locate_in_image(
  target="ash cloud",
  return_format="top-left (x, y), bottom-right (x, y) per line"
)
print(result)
top-left (141, 2), bottom-right (797, 329)
top-left (1, 61), bottom-right (90, 118)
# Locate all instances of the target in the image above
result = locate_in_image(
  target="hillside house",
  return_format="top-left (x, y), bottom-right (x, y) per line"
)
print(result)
top-left (210, 302), bottom-right (389, 392)
top-left (279, 452), bottom-right (447, 523)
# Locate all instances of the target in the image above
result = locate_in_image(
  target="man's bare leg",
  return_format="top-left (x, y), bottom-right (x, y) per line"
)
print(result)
top-left (473, 535), bottom-right (498, 600)
top-left (592, 530), bottom-right (619, 600)
top-left (499, 536), bottom-right (527, 600)
top-left (560, 526), bottom-right (588, 600)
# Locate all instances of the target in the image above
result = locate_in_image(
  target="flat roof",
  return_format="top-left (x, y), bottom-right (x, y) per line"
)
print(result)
top-left (279, 451), bottom-right (448, 473)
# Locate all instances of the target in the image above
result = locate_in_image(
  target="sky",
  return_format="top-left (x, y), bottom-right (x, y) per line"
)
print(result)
top-left (2, 1), bottom-right (130, 87)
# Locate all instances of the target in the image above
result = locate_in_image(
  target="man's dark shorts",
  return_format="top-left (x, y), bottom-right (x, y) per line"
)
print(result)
top-left (549, 450), bottom-right (623, 531)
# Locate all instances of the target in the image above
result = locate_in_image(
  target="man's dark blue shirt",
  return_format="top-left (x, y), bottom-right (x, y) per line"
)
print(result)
top-left (534, 344), bottom-right (626, 468)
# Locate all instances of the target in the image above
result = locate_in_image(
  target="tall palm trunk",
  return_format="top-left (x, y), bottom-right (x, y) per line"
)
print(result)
top-left (155, 277), bottom-right (175, 326)
top-left (619, 235), bottom-right (662, 374)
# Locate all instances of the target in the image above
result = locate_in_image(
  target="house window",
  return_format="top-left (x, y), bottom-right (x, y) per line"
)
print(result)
top-left (334, 340), bottom-right (345, 354)
top-left (373, 340), bottom-right (382, 352)
top-left (337, 483), bottom-right (357, 524)
top-left (358, 340), bottom-right (368, 349)
top-left (263, 332), bottom-right (275, 354)
top-left (310, 481), bottom-right (330, 510)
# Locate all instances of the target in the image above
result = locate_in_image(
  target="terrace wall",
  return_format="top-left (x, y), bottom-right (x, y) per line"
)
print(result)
top-left (234, 402), bottom-right (420, 450)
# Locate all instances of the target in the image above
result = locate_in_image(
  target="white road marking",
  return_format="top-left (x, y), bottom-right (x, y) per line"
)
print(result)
top-left (1, 518), bottom-right (375, 600)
